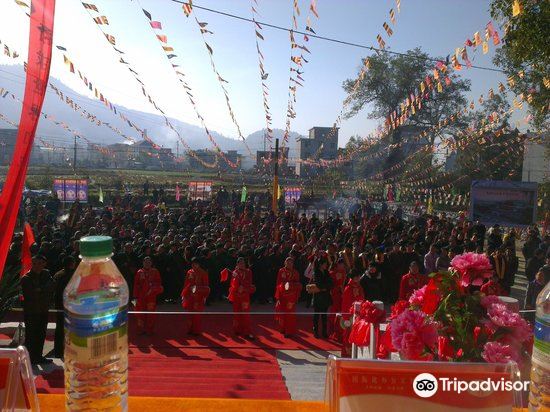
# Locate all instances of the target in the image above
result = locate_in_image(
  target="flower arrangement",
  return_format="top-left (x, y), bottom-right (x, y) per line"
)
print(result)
top-left (348, 301), bottom-right (386, 347)
top-left (375, 252), bottom-right (533, 364)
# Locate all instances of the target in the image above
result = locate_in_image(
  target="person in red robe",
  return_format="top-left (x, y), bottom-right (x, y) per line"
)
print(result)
top-left (398, 261), bottom-right (428, 301)
top-left (228, 257), bottom-right (256, 339)
top-left (181, 257), bottom-right (210, 335)
top-left (275, 257), bottom-right (302, 337)
top-left (341, 270), bottom-right (365, 357)
top-left (133, 257), bottom-right (163, 335)
top-left (329, 258), bottom-right (347, 339)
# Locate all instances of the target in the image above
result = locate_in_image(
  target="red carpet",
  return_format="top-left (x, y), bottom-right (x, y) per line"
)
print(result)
top-left (35, 347), bottom-right (291, 399)
top-left (127, 313), bottom-right (340, 351)
top-left (2, 311), bottom-right (339, 399)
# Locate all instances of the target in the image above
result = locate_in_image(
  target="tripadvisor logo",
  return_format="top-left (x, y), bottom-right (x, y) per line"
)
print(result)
top-left (413, 373), bottom-right (438, 398)
top-left (413, 373), bottom-right (529, 398)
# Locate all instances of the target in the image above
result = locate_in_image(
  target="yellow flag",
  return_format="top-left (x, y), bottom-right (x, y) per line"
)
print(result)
top-left (277, 184), bottom-right (283, 199)
top-left (437, 82), bottom-right (443, 93)
top-left (427, 196), bottom-right (433, 214)
top-left (482, 41), bottom-right (489, 54)
top-left (512, 0), bottom-right (521, 16)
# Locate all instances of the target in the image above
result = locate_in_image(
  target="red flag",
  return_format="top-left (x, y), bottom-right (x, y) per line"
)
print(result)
top-left (150, 21), bottom-right (162, 29)
top-left (220, 268), bottom-right (230, 282)
top-left (0, 0), bottom-right (55, 279)
top-left (21, 223), bottom-right (35, 276)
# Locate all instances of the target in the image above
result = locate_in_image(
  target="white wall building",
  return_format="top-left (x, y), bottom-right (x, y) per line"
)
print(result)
top-left (522, 136), bottom-right (549, 183)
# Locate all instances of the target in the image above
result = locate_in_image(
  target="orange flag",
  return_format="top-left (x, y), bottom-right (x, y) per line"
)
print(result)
top-left (220, 268), bottom-right (230, 282)
top-left (21, 223), bottom-right (35, 276)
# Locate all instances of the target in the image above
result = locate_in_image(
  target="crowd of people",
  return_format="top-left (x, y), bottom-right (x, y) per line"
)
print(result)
top-left (10, 190), bottom-right (550, 364)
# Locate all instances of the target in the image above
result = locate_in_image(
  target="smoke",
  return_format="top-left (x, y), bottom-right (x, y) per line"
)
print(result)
top-left (58, 213), bottom-right (70, 223)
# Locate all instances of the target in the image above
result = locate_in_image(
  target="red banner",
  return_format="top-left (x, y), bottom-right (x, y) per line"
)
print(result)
top-left (0, 0), bottom-right (56, 278)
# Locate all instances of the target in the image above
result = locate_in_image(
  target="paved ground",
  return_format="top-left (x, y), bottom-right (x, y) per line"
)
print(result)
top-left (276, 350), bottom-right (338, 401)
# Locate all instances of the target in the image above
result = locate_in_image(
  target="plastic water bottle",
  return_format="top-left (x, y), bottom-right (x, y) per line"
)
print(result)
top-left (529, 280), bottom-right (550, 411)
top-left (64, 236), bottom-right (129, 411)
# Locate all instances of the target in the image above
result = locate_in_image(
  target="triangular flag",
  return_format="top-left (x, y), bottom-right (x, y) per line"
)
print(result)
top-left (512, 0), bottom-right (521, 16)
top-left (21, 223), bottom-right (35, 276)
top-left (98, 185), bottom-right (104, 203)
top-left (241, 186), bottom-right (247, 203)
top-left (142, 9), bottom-right (152, 20)
top-left (220, 268), bottom-right (230, 282)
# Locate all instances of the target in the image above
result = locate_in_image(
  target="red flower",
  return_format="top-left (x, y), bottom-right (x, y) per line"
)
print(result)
top-left (422, 279), bottom-right (441, 315)
top-left (437, 336), bottom-right (457, 361)
top-left (359, 301), bottom-right (386, 323)
top-left (390, 300), bottom-right (409, 319)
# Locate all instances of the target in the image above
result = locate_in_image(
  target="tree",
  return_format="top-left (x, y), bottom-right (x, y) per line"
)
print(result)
top-left (490, 0), bottom-right (550, 129)
top-left (447, 93), bottom-right (526, 190)
top-left (343, 48), bottom-right (471, 172)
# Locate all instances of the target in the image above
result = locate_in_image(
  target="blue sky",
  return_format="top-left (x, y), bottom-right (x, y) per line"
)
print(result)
top-left (0, 0), bottom-right (519, 150)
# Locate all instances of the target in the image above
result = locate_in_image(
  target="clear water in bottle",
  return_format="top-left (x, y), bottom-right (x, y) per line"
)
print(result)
top-left (529, 279), bottom-right (550, 411)
top-left (64, 236), bottom-right (129, 411)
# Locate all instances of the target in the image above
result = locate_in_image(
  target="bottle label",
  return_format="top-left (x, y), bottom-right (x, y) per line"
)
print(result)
top-left (533, 317), bottom-right (550, 365)
top-left (65, 306), bottom-right (128, 363)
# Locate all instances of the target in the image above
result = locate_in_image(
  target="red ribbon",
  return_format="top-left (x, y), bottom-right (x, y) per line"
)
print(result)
top-left (0, 0), bottom-right (56, 278)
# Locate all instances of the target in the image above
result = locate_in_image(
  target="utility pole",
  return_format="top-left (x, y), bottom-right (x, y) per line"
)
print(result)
top-left (272, 138), bottom-right (279, 213)
top-left (73, 134), bottom-right (77, 174)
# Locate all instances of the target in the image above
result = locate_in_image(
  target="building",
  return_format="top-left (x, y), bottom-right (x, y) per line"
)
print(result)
top-left (522, 135), bottom-right (549, 183)
top-left (105, 143), bottom-right (134, 169)
top-left (256, 148), bottom-right (290, 173)
top-left (296, 126), bottom-right (339, 177)
top-left (0, 128), bottom-right (42, 165)
top-left (129, 140), bottom-right (175, 170)
top-left (445, 151), bottom-right (458, 172)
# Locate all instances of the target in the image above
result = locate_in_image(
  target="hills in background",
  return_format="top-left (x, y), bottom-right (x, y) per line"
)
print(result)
top-left (0, 64), bottom-right (303, 160)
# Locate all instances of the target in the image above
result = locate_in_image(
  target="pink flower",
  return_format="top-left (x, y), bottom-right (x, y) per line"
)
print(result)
top-left (482, 341), bottom-right (520, 363)
top-left (485, 304), bottom-right (532, 344)
top-left (451, 252), bottom-right (493, 286)
top-left (409, 285), bottom-right (427, 307)
top-left (391, 309), bottom-right (438, 360)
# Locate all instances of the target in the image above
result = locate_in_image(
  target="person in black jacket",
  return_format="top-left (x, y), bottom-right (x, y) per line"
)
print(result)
top-left (310, 258), bottom-right (333, 338)
top-left (526, 249), bottom-right (545, 282)
top-left (21, 255), bottom-right (54, 365)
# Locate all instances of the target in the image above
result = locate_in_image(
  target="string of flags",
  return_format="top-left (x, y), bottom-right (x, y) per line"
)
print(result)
top-left (79, 2), bottom-right (220, 168)
top-left (177, 5), bottom-right (252, 156)
top-left (383, 21), bottom-right (502, 135)
top-left (321, 0), bottom-right (403, 151)
top-left (0, 89), bottom-right (114, 159)
top-left (343, 81), bottom-right (539, 191)
top-left (251, 0), bottom-right (274, 142)
top-left (352, 123), bottom-right (533, 196)
top-left (361, 90), bottom-right (534, 187)
top-left (0, 38), bottom-right (150, 147)
top-left (1, 35), bottom-right (219, 167)
top-left (331, 61), bottom-right (532, 171)
top-left (138, 4), bottom-right (239, 168)
top-left (282, 0), bottom-right (319, 146)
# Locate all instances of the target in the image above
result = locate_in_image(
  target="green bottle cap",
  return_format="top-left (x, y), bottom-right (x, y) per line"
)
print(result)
top-left (80, 236), bottom-right (113, 257)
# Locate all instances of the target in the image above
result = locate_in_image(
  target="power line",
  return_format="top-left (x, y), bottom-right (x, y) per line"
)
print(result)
top-left (169, 0), bottom-right (505, 74)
